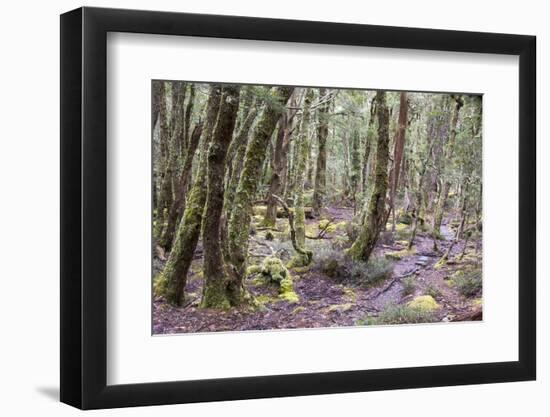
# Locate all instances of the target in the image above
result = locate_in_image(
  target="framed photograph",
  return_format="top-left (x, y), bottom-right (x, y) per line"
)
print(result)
top-left (60, 6), bottom-right (536, 409)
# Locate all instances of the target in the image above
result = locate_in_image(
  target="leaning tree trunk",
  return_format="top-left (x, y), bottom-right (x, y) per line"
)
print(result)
top-left (153, 85), bottom-right (222, 306)
top-left (200, 85), bottom-right (241, 309)
top-left (227, 86), bottom-right (294, 304)
top-left (290, 88), bottom-right (314, 265)
top-left (313, 87), bottom-right (329, 217)
top-left (347, 91), bottom-right (390, 262)
top-left (158, 122), bottom-right (203, 251)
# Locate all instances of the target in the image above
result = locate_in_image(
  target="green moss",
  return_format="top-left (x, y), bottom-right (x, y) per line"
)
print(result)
top-left (327, 303), bottom-right (353, 313)
top-left (385, 248), bottom-right (416, 260)
top-left (278, 277), bottom-right (299, 303)
top-left (407, 295), bottom-right (440, 312)
top-left (246, 264), bottom-right (262, 277)
top-left (261, 256), bottom-right (289, 283)
top-left (291, 306), bottom-right (306, 315)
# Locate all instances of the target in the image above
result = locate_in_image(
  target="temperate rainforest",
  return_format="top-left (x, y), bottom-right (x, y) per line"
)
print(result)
top-left (152, 81), bottom-right (483, 334)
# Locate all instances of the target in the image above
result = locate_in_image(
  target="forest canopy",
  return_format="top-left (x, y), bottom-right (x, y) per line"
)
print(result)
top-left (151, 81), bottom-right (483, 334)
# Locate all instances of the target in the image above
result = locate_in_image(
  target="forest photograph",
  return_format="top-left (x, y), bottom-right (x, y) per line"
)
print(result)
top-left (151, 81), bottom-right (483, 335)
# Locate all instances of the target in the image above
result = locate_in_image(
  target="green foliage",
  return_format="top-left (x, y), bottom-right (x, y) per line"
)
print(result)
top-left (316, 247), bottom-right (394, 287)
top-left (402, 276), bottom-right (416, 296)
top-left (408, 295), bottom-right (440, 312)
top-left (452, 268), bottom-right (482, 297)
top-left (426, 284), bottom-right (442, 299)
top-left (370, 303), bottom-right (438, 325)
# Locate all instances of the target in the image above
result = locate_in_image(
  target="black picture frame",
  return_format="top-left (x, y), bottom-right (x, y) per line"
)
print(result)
top-left (60, 6), bottom-right (536, 410)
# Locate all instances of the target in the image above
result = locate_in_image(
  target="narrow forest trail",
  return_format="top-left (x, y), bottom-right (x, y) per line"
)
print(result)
top-left (153, 206), bottom-right (481, 334)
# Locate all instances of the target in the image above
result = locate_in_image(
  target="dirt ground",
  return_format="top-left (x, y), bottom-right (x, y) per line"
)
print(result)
top-left (153, 206), bottom-right (482, 334)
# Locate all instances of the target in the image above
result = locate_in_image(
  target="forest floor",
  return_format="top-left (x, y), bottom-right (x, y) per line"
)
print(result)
top-left (153, 205), bottom-right (482, 334)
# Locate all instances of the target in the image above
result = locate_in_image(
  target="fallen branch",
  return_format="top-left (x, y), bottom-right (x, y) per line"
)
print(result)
top-left (367, 267), bottom-right (419, 300)
top-left (305, 217), bottom-right (335, 240)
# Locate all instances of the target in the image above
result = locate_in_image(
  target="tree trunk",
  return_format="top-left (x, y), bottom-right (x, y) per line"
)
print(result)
top-left (200, 86), bottom-right (241, 308)
top-left (158, 122), bottom-right (203, 251)
top-left (313, 87), bottom-right (329, 216)
top-left (154, 85), bottom-right (222, 305)
top-left (154, 82), bottom-right (185, 241)
top-left (388, 92), bottom-right (408, 231)
top-left (263, 113), bottom-right (291, 227)
top-left (361, 96), bottom-right (376, 193)
top-left (433, 95), bottom-right (464, 234)
top-left (291, 88), bottom-right (314, 264)
top-left (226, 86), bottom-right (294, 303)
top-left (347, 91), bottom-right (390, 262)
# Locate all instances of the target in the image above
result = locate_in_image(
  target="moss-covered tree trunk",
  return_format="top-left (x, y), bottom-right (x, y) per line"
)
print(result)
top-left (263, 110), bottom-right (293, 227)
top-left (200, 86), bottom-right (241, 308)
top-left (347, 91), bottom-right (390, 262)
top-left (227, 86), bottom-right (294, 302)
top-left (361, 96), bottom-right (376, 194)
top-left (292, 88), bottom-right (314, 262)
top-left (158, 122), bottom-right (203, 250)
top-left (313, 87), bottom-right (329, 217)
top-left (182, 83), bottom-right (195, 151)
top-left (350, 129), bottom-right (361, 214)
top-left (224, 106), bottom-right (258, 212)
top-left (154, 82), bottom-right (186, 242)
top-left (388, 92), bottom-right (408, 231)
top-left (154, 85), bottom-right (222, 305)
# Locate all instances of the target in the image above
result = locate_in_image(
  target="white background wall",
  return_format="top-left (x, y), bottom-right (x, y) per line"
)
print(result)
top-left (0, 0), bottom-right (545, 415)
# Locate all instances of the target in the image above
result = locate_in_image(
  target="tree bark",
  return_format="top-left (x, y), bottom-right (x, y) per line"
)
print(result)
top-left (154, 85), bottom-right (222, 305)
top-left (200, 85), bottom-right (241, 308)
top-left (348, 91), bottom-right (390, 262)
top-left (158, 122), bottom-right (203, 251)
top-left (226, 86), bottom-right (294, 303)
top-left (292, 88), bottom-right (314, 263)
top-left (388, 92), bottom-right (409, 231)
top-left (313, 87), bottom-right (329, 216)
top-left (433, 95), bottom-right (464, 234)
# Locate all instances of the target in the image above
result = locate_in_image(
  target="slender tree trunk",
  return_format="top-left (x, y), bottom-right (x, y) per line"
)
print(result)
top-left (227, 86), bottom-right (294, 304)
top-left (361, 96), bottom-right (376, 193)
top-left (388, 92), bottom-right (408, 231)
top-left (200, 86), bottom-right (241, 308)
top-left (313, 87), bottom-right (329, 216)
top-left (182, 84), bottom-right (195, 151)
top-left (158, 122), bottom-right (203, 250)
top-left (154, 82), bottom-right (185, 241)
top-left (291, 88), bottom-right (314, 264)
top-left (348, 91), bottom-right (390, 262)
top-left (154, 85), bottom-right (222, 305)
top-left (263, 113), bottom-right (290, 227)
top-left (433, 95), bottom-right (464, 234)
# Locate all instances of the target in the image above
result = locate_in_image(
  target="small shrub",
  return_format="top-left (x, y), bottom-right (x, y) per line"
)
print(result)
top-left (316, 248), bottom-right (393, 287)
top-left (452, 269), bottom-right (482, 297)
top-left (373, 303), bottom-right (438, 325)
top-left (426, 284), bottom-right (442, 299)
top-left (402, 276), bottom-right (416, 296)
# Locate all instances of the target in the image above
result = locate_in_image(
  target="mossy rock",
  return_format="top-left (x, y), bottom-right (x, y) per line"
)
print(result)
top-left (278, 277), bottom-right (299, 303)
top-left (408, 295), bottom-right (440, 312)
top-left (261, 256), bottom-right (289, 283)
